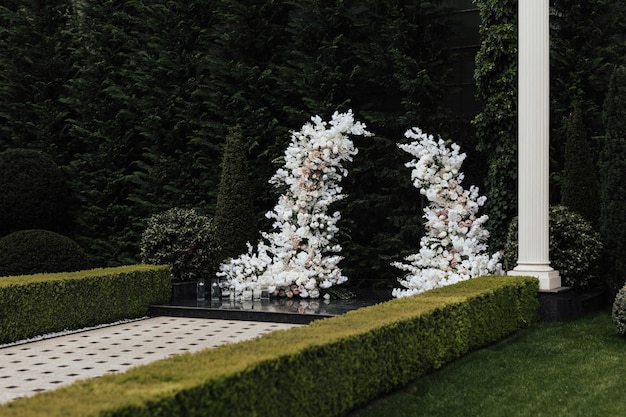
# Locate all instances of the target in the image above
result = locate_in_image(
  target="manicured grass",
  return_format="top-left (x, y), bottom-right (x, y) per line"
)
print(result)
top-left (349, 310), bottom-right (625, 417)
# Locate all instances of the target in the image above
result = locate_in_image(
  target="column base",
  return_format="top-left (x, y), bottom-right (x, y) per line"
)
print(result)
top-left (508, 266), bottom-right (561, 291)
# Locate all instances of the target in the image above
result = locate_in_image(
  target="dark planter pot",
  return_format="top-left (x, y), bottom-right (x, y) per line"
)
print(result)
top-left (171, 281), bottom-right (198, 301)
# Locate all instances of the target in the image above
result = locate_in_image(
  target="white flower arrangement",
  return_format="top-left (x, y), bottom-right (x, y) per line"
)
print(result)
top-left (217, 110), bottom-right (372, 298)
top-left (392, 127), bottom-right (502, 298)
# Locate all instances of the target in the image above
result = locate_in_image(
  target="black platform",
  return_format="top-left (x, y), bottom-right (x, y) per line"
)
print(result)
top-left (149, 287), bottom-right (394, 324)
top-left (537, 286), bottom-right (610, 322)
top-left (150, 283), bottom-right (611, 325)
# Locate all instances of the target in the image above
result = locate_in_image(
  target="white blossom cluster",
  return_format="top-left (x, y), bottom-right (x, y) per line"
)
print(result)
top-left (392, 127), bottom-right (502, 298)
top-left (217, 111), bottom-right (372, 299)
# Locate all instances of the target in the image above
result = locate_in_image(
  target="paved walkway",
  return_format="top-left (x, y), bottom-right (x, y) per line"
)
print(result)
top-left (0, 317), bottom-right (301, 404)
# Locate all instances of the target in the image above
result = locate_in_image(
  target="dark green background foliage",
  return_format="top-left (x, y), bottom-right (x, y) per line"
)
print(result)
top-left (0, 149), bottom-right (70, 235)
top-left (0, 0), bottom-right (624, 287)
top-left (550, 0), bottom-right (626, 202)
top-left (600, 66), bottom-right (626, 293)
top-left (213, 126), bottom-right (257, 261)
top-left (0, 0), bottom-right (456, 284)
top-left (0, 1), bottom-right (76, 156)
top-left (0, 229), bottom-right (90, 277)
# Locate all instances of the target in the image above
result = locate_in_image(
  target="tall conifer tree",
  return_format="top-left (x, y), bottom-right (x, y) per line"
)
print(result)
top-left (214, 126), bottom-right (257, 262)
top-left (561, 103), bottom-right (600, 224)
top-left (600, 66), bottom-right (626, 293)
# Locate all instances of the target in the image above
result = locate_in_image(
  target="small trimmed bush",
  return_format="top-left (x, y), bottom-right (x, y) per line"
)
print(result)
top-left (503, 205), bottom-right (603, 290)
top-left (0, 229), bottom-right (90, 277)
top-left (0, 149), bottom-right (69, 236)
top-left (140, 208), bottom-right (220, 281)
top-left (612, 285), bottom-right (626, 336)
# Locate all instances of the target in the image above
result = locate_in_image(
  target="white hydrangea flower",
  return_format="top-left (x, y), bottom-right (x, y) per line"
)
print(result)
top-left (393, 127), bottom-right (502, 298)
top-left (218, 110), bottom-right (372, 299)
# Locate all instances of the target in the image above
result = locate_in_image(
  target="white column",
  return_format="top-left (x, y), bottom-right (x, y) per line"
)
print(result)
top-left (507, 0), bottom-right (561, 290)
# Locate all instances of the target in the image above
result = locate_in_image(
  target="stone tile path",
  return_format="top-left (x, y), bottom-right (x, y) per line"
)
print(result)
top-left (0, 317), bottom-right (300, 404)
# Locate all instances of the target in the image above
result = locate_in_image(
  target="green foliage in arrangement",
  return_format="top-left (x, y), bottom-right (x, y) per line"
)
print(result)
top-left (140, 208), bottom-right (220, 281)
top-left (0, 229), bottom-right (90, 277)
top-left (600, 66), bottom-right (626, 294)
top-left (503, 205), bottom-right (603, 290)
top-left (612, 284), bottom-right (626, 336)
top-left (472, 0), bottom-right (518, 252)
top-left (0, 149), bottom-right (69, 236)
top-left (0, 265), bottom-right (171, 345)
top-left (213, 126), bottom-right (257, 261)
top-left (561, 103), bottom-right (601, 224)
top-left (0, 275), bottom-right (538, 417)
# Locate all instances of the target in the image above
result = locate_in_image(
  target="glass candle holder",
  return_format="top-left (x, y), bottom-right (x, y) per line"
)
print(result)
top-left (210, 278), bottom-right (221, 301)
top-left (196, 278), bottom-right (206, 301)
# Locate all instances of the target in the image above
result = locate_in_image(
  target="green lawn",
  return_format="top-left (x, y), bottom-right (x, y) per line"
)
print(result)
top-left (349, 310), bottom-right (625, 417)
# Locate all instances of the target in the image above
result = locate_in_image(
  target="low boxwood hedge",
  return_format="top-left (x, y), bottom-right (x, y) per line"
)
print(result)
top-left (0, 265), bottom-right (171, 345)
top-left (0, 275), bottom-right (538, 417)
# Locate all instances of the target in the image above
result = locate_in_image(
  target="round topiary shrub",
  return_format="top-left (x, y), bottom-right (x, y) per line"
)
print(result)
top-left (503, 205), bottom-right (603, 290)
top-left (612, 285), bottom-right (626, 336)
top-left (140, 208), bottom-right (220, 281)
top-left (0, 149), bottom-right (69, 236)
top-left (0, 229), bottom-right (90, 276)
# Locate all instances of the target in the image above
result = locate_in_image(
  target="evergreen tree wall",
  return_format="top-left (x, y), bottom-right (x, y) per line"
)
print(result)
top-left (600, 66), bottom-right (626, 294)
top-left (63, 0), bottom-right (222, 265)
top-left (0, 0), bottom-right (76, 164)
top-left (0, 0), bottom-right (453, 273)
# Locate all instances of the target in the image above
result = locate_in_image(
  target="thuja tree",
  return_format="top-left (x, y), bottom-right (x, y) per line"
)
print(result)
top-left (600, 66), bottom-right (626, 294)
top-left (472, 0), bottom-right (518, 252)
top-left (561, 103), bottom-right (600, 224)
top-left (213, 126), bottom-right (257, 262)
top-left (218, 111), bottom-right (372, 299)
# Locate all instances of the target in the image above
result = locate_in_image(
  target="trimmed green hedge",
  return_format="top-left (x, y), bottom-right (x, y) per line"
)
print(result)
top-left (0, 265), bottom-right (171, 345)
top-left (0, 275), bottom-right (538, 417)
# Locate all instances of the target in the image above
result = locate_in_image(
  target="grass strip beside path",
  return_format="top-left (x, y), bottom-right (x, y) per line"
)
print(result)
top-left (350, 310), bottom-right (625, 417)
